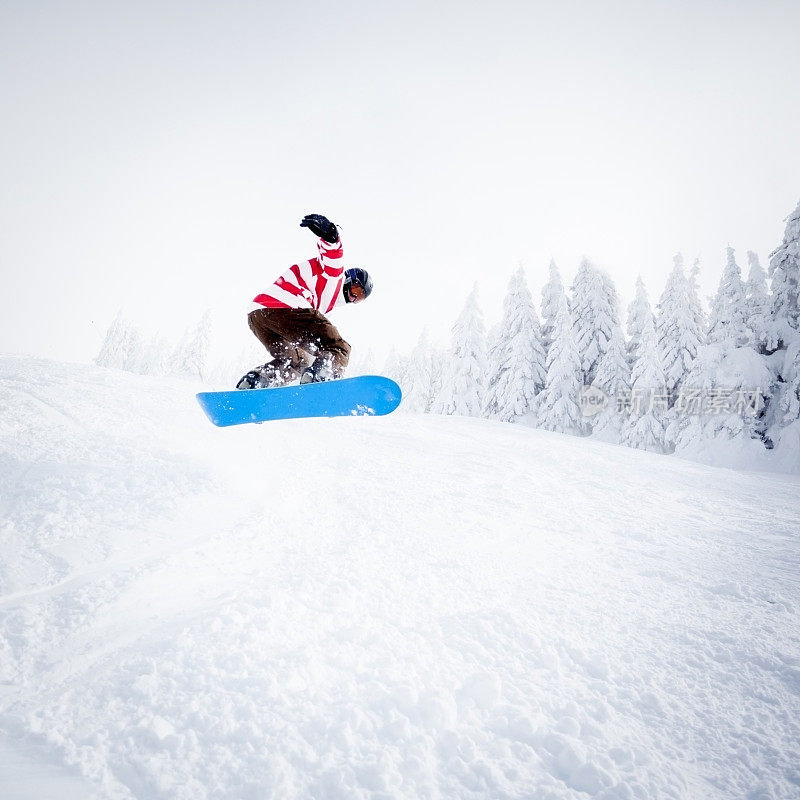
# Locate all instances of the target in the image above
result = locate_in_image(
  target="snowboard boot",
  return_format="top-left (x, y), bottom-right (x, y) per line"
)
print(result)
top-left (300, 358), bottom-right (335, 385)
top-left (236, 369), bottom-right (264, 390)
top-left (237, 358), bottom-right (297, 390)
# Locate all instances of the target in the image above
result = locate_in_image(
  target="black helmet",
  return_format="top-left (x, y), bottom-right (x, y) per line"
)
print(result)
top-left (343, 268), bottom-right (373, 303)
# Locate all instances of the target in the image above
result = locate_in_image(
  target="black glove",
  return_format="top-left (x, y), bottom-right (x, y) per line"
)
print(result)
top-left (300, 214), bottom-right (339, 244)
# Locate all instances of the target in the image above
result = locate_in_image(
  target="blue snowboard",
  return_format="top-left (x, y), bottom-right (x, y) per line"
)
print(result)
top-left (196, 375), bottom-right (402, 427)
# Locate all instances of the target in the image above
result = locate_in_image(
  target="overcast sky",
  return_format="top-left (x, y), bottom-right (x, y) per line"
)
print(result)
top-left (1, 0), bottom-right (799, 369)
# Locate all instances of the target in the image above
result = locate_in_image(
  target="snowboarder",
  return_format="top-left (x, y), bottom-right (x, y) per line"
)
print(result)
top-left (237, 214), bottom-right (373, 389)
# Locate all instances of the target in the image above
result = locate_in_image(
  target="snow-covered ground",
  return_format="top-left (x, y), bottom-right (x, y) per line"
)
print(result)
top-left (1, 354), bottom-right (799, 799)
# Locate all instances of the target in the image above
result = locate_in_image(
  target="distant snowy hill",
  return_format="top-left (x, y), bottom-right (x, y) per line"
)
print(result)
top-left (1, 355), bottom-right (799, 800)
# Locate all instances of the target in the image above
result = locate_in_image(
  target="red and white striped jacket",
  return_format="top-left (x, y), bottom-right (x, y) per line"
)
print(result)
top-left (252, 237), bottom-right (345, 314)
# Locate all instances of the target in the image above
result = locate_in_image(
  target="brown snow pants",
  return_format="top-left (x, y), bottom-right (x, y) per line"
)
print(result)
top-left (247, 307), bottom-right (351, 379)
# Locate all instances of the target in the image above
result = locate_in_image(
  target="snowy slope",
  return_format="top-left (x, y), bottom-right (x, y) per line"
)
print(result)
top-left (1, 354), bottom-right (799, 800)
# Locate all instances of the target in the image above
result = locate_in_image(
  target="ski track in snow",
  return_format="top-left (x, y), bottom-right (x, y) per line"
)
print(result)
top-left (0, 354), bottom-right (799, 799)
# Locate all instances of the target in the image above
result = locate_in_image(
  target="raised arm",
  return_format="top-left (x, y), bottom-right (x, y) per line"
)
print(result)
top-left (300, 213), bottom-right (343, 277)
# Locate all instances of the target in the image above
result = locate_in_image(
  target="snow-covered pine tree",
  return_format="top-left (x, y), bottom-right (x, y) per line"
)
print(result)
top-left (710, 248), bottom-right (769, 443)
top-left (622, 312), bottom-right (667, 453)
top-left (95, 311), bottom-right (145, 372)
top-left (687, 258), bottom-right (707, 338)
top-left (122, 326), bottom-right (144, 373)
top-left (534, 292), bottom-right (583, 434)
top-left (745, 251), bottom-right (771, 354)
top-left (771, 341), bottom-right (800, 470)
top-left (707, 248), bottom-right (750, 348)
top-left (591, 323), bottom-right (630, 443)
top-left (767, 198), bottom-right (800, 352)
top-left (656, 254), bottom-right (705, 399)
top-left (485, 321), bottom-right (501, 369)
top-left (483, 267), bottom-right (546, 422)
top-left (671, 340), bottom-right (772, 458)
top-left (171, 310), bottom-right (213, 381)
top-left (570, 258), bottom-right (624, 386)
top-left (540, 258), bottom-right (564, 354)
top-left (403, 330), bottom-right (434, 413)
top-left (664, 257), bottom-right (710, 452)
top-left (570, 259), bottom-right (601, 382)
top-left (95, 312), bottom-right (130, 370)
top-left (428, 341), bottom-right (447, 409)
top-left (669, 341), bottom-right (717, 456)
top-left (672, 248), bottom-right (772, 457)
top-left (627, 276), bottom-right (654, 369)
top-left (431, 285), bottom-right (487, 417)
top-left (766, 199), bottom-right (800, 462)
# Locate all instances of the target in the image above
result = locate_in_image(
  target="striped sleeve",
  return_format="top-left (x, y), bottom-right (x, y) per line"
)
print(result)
top-left (317, 237), bottom-right (344, 277)
top-left (252, 237), bottom-right (345, 312)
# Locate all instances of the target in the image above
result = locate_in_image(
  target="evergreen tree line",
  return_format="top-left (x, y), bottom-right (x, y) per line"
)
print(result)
top-left (390, 199), bottom-right (800, 468)
top-left (95, 310), bottom-right (218, 382)
top-left (94, 199), bottom-right (800, 467)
